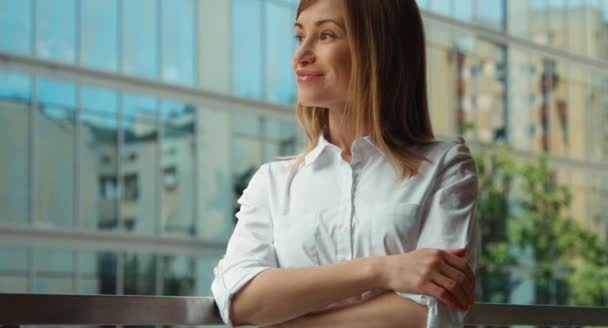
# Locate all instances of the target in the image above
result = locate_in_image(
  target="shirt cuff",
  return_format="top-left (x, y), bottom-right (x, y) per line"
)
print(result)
top-left (212, 265), bottom-right (273, 327)
top-left (394, 291), bottom-right (466, 328)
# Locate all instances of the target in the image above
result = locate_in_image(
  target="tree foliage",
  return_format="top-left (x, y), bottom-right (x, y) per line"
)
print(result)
top-left (474, 144), bottom-right (608, 306)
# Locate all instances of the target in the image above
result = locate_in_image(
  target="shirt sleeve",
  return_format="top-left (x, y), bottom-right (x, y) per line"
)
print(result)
top-left (395, 142), bottom-right (479, 328)
top-left (211, 163), bottom-right (278, 327)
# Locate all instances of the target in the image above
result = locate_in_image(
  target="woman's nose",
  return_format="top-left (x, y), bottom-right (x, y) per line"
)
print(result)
top-left (294, 43), bottom-right (315, 66)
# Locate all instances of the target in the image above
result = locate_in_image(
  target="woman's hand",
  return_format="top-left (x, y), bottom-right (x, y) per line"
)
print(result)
top-left (379, 248), bottom-right (475, 310)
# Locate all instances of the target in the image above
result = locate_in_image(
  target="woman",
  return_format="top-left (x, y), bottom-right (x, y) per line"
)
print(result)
top-left (212, 0), bottom-right (478, 327)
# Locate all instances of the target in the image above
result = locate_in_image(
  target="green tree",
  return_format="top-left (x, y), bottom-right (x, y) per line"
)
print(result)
top-left (474, 144), bottom-right (608, 309)
top-left (474, 145), bottom-right (518, 305)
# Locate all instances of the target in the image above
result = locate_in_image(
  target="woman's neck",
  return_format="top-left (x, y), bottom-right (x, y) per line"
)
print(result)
top-left (326, 106), bottom-right (366, 163)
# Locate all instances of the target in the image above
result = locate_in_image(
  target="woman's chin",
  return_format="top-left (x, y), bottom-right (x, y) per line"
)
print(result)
top-left (297, 96), bottom-right (326, 108)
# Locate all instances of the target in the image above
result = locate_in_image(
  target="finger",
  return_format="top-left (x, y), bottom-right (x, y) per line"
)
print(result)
top-left (445, 247), bottom-right (466, 256)
top-left (442, 252), bottom-right (475, 289)
top-left (424, 281), bottom-right (461, 310)
top-left (431, 271), bottom-right (469, 309)
top-left (440, 262), bottom-right (474, 304)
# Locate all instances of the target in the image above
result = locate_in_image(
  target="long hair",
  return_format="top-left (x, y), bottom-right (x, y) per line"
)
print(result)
top-left (291, 0), bottom-right (435, 179)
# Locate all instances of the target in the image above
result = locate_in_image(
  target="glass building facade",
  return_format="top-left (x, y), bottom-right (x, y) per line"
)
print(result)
top-left (0, 0), bottom-right (607, 316)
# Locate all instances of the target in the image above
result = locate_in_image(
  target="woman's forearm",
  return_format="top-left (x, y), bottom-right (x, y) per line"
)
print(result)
top-left (230, 256), bottom-right (385, 326)
top-left (272, 291), bottom-right (427, 328)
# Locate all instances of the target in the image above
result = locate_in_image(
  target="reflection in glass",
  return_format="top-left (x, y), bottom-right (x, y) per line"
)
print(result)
top-left (81, 86), bottom-right (119, 231)
top-left (0, 70), bottom-right (31, 101)
top-left (453, 0), bottom-right (473, 22)
top-left (477, 0), bottom-right (505, 30)
top-left (122, 0), bottom-right (159, 79)
top-left (233, 0), bottom-right (264, 99)
top-left (0, 0), bottom-right (32, 54)
top-left (97, 251), bottom-right (117, 294)
top-left (162, 255), bottom-right (195, 296)
top-left (34, 248), bottom-right (74, 293)
top-left (161, 0), bottom-right (195, 85)
top-left (430, 0), bottom-right (451, 16)
top-left (161, 100), bottom-right (196, 237)
top-left (123, 253), bottom-right (157, 295)
top-left (196, 108), bottom-right (233, 241)
top-left (416, 0), bottom-right (429, 10)
top-left (0, 247), bottom-right (28, 292)
top-left (81, 0), bottom-right (118, 71)
top-left (35, 0), bottom-right (76, 62)
top-left (35, 78), bottom-right (76, 228)
top-left (0, 71), bottom-right (31, 226)
top-left (265, 1), bottom-right (297, 104)
top-left (122, 94), bottom-right (158, 235)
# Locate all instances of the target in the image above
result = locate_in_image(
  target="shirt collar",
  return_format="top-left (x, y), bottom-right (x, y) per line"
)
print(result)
top-left (304, 133), bottom-right (330, 166)
top-left (303, 133), bottom-right (382, 167)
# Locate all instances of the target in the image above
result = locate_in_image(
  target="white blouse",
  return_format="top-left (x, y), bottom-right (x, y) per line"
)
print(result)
top-left (212, 134), bottom-right (479, 327)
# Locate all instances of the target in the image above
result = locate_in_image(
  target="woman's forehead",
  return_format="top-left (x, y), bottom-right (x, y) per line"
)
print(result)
top-left (297, 0), bottom-right (345, 22)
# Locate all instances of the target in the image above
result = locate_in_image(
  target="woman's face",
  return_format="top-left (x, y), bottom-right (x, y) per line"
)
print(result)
top-left (293, 0), bottom-right (351, 109)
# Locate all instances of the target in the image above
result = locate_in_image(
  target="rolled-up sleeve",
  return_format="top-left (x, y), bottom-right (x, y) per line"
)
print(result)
top-left (396, 142), bottom-right (479, 327)
top-left (211, 164), bottom-right (278, 326)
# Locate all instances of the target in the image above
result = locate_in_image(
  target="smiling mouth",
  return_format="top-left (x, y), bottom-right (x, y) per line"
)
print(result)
top-left (296, 74), bottom-right (324, 82)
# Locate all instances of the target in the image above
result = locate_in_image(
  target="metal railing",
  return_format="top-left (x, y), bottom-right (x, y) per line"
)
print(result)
top-left (1, 294), bottom-right (608, 326)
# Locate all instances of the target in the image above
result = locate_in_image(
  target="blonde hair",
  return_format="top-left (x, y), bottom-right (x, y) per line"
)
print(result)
top-left (289, 0), bottom-right (435, 179)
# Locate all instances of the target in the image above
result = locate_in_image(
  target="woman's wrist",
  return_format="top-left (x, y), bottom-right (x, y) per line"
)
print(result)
top-left (362, 256), bottom-right (388, 290)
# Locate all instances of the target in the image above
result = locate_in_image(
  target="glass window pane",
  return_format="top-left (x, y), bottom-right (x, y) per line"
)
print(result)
top-left (35, 77), bottom-right (76, 228)
top-left (196, 108), bottom-right (233, 241)
top-left (430, 0), bottom-right (451, 16)
top-left (465, 40), bottom-right (507, 143)
top-left (81, 0), bottom-right (118, 71)
top-left (507, 49), bottom-right (537, 149)
top-left (426, 24), bottom-right (457, 136)
top-left (79, 250), bottom-right (116, 294)
top-left (566, 0), bottom-right (587, 57)
top-left (0, 71), bottom-right (30, 226)
top-left (232, 0), bottom-right (263, 99)
top-left (507, 0), bottom-right (529, 39)
top-left (97, 252), bottom-right (117, 294)
top-left (0, 0), bottom-right (32, 54)
top-left (529, 0), bottom-right (550, 45)
top-left (123, 93), bottom-right (158, 235)
top-left (34, 276), bottom-right (74, 293)
top-left (0, 69), bottom-right (31, 101)
top-left (416, 0), bottom-right (429, 10)
top-left (196, 253), bottom-right (223, 296)
top-left (0, 247), bottom-right (27, 271)
top-left (122, 0), bottom-right (159, 79)
top-left (123, 253), bottom-right (157, 295)
top-left (266, 117), bottom-right (298, 157)
top-left (265, 2), bottom-right (297, 104)
top-left (0, 275), bottom-right (27, 293)
top-left (161, 0), bottom-right (195, 85)
top-left (453, 0), bottom-right (474, 21)
top-left (161, 100), bottom-right (195, 237)
top-left (477, 0), bottom-right (505, 30)
top-left (232, 111), bottom-right (260, 136)
top-left (35, 0), bottom-right (76, 62)
top-left (79, 278), bottom-right (99, 294)
top-left (80, 86), bottom-right (119, 231)
top-left (35, 248), bottom-right (73, 273)
top-left (232, 137), bottom-right (262, 176)
top-left (162, 255), bottom-right (195, 296)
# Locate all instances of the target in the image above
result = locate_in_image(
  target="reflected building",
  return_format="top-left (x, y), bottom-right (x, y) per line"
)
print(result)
top-left (0, 0), bottom-right (607, 308)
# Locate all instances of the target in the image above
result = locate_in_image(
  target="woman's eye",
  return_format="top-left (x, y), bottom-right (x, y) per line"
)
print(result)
top-left (294, 34), bottom-right (304, 44)
top-left (320, 32), bottom-right (335, 40)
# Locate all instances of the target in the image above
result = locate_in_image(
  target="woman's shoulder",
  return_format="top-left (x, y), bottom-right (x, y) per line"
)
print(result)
top-left (258, 156), bottom-right (300, 181)
top-left (411, 137), bottom-right (473, 163)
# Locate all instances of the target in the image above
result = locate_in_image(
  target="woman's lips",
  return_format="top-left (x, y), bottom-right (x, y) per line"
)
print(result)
top-left (296, 70), bottom-right (324, 82)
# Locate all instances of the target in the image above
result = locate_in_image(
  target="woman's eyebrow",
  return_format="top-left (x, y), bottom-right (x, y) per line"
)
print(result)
top-left (294, 19), bottom-right (345, 30)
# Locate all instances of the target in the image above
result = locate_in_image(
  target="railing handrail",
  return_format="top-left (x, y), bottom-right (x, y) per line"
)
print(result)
top-left (1, 293), bottom-right (607, 326)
